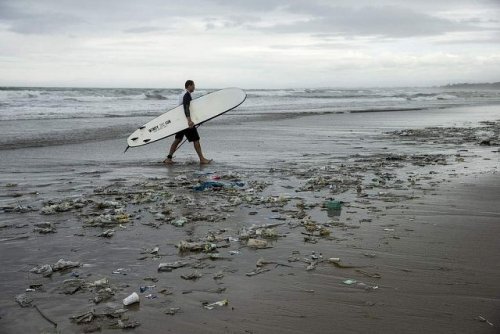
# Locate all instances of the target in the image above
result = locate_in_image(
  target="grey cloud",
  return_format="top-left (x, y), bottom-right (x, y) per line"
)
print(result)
top-left (258, 5), bottom-right (484, 38)
top-left (270, 42), bottom-right (361, 50)
top-left (123, 26), bottom-right (166, 34)
top-left (0, 1), bottom-right (84, 34)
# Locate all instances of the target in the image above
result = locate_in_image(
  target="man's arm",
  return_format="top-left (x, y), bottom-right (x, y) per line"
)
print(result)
top-left (183, 93), bottom-right (194, 127)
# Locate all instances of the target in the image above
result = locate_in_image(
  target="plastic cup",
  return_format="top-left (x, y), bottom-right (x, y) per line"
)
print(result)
top-left (123, 292), bottom-right (139, 306)
top-left (325, 200), bottom-right (342, 210)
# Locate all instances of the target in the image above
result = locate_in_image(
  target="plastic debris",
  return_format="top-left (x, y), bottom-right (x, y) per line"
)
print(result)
top-left (158, 261), bottom-right (189, 272)
top-left (203, 299), bottom-right (228, 310)
top-left (177, 240), bottom-right (217, 253)
top-left (213, 271), bottom-right (224, 280)
top-left (475, 315), bottom-right (494, 326)
top-left (123, 292), bottom-right (140, 306)
top-left (33, 222), bottom-right (56, 234)
top-left (98, 229), bottom-right (114, 238)
top-left (61, 279), bottom-right (85, 294)
top-left (15, 293), bottom-right (33, 307)
top-left (139, 285), bottom-right (155, 293)
top-left (112, 268), bottom-right (129, 275)
top-left (165, 307), bottom-right (181, 315)
top-left (172, 217), bottom-right (187, 227)
top-left (246, 268), bottom-right (271, 276)
top-left (193, 181), bottom-right (225, 191)
top-left (343, 279), bottom-right (357, 285)
top-left (246, 238), bottom-right (269, 249)
top-left (30, 264), bottom-right (53, 277)
top-left (52, 259), bottom-right (80, 271)
top-left (324, 200), bottom-right (342, 210)
top-left (181, 271), bottom-right (202, 280)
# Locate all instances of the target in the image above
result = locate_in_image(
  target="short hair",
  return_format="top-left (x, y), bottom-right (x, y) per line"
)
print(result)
top-left (185, 80), bottom-right (194, 88)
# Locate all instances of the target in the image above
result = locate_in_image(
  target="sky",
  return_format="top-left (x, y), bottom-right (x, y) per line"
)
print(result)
top-left (0, 0), bottom-right (499, 88)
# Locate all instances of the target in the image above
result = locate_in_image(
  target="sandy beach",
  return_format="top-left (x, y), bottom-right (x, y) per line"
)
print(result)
top-left (0, 103), bottom-right (499, 333)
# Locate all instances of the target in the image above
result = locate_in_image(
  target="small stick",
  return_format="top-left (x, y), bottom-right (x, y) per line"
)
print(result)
top-left (34, 304), bottom-right (57, 328)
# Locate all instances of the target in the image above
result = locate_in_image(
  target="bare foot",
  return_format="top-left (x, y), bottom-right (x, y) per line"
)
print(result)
top-left (200, 158), bottom-right (212, 164)
top-left (164, 158), bottom-right (175, 165)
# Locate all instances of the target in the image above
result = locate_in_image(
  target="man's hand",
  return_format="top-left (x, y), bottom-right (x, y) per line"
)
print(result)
top-left (187, 118), bottom-right (194, 128)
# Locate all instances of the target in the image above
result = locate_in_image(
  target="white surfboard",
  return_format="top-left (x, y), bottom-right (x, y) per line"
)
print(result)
top-left (126, 88), bottom-right (246, 149)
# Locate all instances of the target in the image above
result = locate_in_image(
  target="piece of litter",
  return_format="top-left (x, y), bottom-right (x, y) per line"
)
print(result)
top-left (203, 299), bottom-right (228, 310)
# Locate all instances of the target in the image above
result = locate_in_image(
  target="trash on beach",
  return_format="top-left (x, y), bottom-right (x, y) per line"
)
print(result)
top-left (40, 202), bottom-right (72, 215)
top-left (15, 293), bottom-right (33, 307)
top-left (203, 299), bottom-right (228, 310)
top-left (356, 269), bottom-right (382, 279)
top-left (112, 268), bottom-right (129, 275)
top-left (213, 271), bottom-right (224, 280)
top-left (33, 222), bottom-right (56, 234)
top-left (343, 279), bottom-right (378, 291)
top-left (158, 261), bottom-right (189, 272)
top-left (246, 238), bottom-right (269, 249)
top-left (246, 267), bottom-right (271, 276)
top-left (193, 180), bottom-right (245, 192)
top-left (98, 229), bottom-right (114, 238)
top-left (61, 279), bottom-right (85, 294)
top-left (193, 181), bottom-right (225, 191)
top-left (30, 264), bottom-right (53, 277)
top-left (52, 259), bottom-right (80, 271)
top-left (475, 315), bottom-right (494, 326)
top-left (181, 270), bottom-right (202, 280)
top-left (150, 246), bottom-right (159, 255)
top-left (328, 257), bottom-right (341, 263)
top-left (177, 240), bottom-right (217, 253)
top-left (123, 292), bottom-right (140, 306)
top-left (172, 217), bottom-right (188, 227)
top-left (324, 200), bottom-right (342, 210)
top-left (139, 285), bottom-right (155, 293)
top-left (258, 228), bottom-right (278, 239)
top-left (165, 307), bottom-right (181, 315)
top-left (93, 287), bottom-right (114, 304)
top-left (306, 262), bottom-right (317, 271)
top-left (113, 319), bottom-right (141, 329)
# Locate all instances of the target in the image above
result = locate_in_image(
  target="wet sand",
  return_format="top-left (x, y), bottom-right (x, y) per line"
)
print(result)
top-left (0, 105), bottom-right (499, 333)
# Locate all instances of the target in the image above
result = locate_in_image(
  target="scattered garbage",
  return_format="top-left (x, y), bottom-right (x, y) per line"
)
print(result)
top-left (343, 279), bottom-right (378, 291)
top-left (123, 292), bottom-right (140, 306)
top-left (30, 264), bottom-right (53, 277)
top-left (246, 238), bottom-right (269, 249)
top-left (165, 307), bottom-right (181, 315)
top-left (177, 240), bottom-right (217, 253)
top-left (172, 217), bottom-right (188, 227)
top-left (181, 271), bottom-right (202, 280)
top-left (15, 293), bottom-right (33, 307)
top-left (203, 299), bottom-right (228, 310)
top-left (158, 261), bottom-right (189, 272)
top-left (61, 279), bottom-right (85, 294)
top-left (98, 229), bottom-right (114, 238)
top-left (33, 222), bottom-right (56, 234)
top-left (475, 315), bottom-right (494, 326)
top-left (52, 259), bottom-right (80, 271)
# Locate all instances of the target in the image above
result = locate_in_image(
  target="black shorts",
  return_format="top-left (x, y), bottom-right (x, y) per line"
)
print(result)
top-left (175, 127), bottom-right (200, 142)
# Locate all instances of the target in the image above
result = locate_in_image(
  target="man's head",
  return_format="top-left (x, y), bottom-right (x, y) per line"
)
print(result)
top-left (185, 80), bottom-right (195, 92)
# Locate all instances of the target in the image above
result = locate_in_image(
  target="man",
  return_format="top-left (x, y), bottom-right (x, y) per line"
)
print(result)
top-left (164, 80), bottom-right (211, 164)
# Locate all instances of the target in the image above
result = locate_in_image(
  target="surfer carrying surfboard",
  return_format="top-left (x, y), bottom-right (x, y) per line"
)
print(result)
top-left (164, 80), bottom-right (212, 165)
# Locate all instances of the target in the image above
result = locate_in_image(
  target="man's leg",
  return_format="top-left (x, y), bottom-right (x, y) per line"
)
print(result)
top-left (193, 141), bottom-right (211, 164)
top-left (164, 138), bottom-right (182, 164)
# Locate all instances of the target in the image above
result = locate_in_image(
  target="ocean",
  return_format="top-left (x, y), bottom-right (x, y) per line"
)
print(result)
top-left (1, 85), bottom-right (499, 150)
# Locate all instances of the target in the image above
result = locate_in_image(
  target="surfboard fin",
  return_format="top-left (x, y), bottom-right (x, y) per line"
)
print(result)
top-left (123, 145), bottom-right (130, 153)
